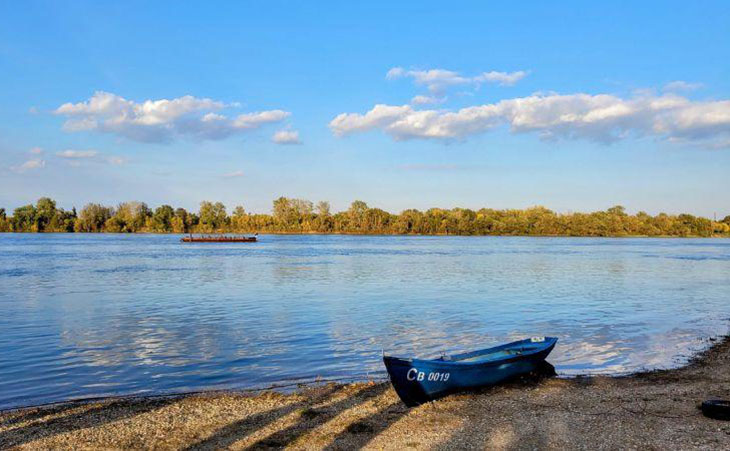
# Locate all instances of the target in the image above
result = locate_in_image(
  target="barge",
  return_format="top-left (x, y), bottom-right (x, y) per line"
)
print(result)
top-left (180, 234), bottom-right (257, 243)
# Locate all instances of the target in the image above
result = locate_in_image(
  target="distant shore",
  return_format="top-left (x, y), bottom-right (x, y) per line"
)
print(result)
top-left (2, 336), bottom-right (729, 449)
top-left (3, 231), bottom-right (730, 238)
top-left (3, 197), bottom-right (728, 237)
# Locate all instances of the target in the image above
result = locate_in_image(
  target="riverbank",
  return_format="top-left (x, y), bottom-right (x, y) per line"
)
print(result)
top-left (2, 337), bottom-right (729, 450)
top-left (3, 231), bottom-right (730, 238)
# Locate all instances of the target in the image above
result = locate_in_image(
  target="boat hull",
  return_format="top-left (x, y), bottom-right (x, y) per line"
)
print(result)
top-left (383, 338), bottom-right (557, 407)
top-left (180, 237), bottom-right (257, 243)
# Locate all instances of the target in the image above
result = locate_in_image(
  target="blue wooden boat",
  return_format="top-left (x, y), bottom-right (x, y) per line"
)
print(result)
top-left (383, 336), bottom-right (558, 407)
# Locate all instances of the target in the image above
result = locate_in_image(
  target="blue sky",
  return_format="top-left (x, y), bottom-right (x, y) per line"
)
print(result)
top-left (1, 1), bottom-right (729, 217)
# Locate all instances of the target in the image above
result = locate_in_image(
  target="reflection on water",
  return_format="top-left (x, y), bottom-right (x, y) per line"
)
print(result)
top-left (0, 234), bottom-right (729, 408)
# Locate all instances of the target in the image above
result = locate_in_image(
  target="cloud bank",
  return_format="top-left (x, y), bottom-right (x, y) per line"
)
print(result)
top-left (329, 92), bottom-right (730, 147)
top-left (55, 91), bottom-right (290, 143)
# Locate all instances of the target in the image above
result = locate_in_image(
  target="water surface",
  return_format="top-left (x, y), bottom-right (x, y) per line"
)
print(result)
top-left (1, 234), bottom-right (728, 409)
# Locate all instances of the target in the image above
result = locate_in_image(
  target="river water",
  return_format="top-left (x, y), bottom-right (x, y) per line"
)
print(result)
top-left (1, 234), bottom-right (728, 409)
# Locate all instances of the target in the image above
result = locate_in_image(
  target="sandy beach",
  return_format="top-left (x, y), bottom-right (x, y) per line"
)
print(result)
top-left (1, 337), bottom-right (729, 450)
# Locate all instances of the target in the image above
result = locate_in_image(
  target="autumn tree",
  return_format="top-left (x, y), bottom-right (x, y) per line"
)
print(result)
top-left (273, 197), bottom-right (313, 231)
top-left (104, 201), bottom-right (151, 232)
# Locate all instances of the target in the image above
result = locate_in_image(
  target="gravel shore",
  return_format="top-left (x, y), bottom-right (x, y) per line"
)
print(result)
top-left (2, 337), bottom-right (729, 450)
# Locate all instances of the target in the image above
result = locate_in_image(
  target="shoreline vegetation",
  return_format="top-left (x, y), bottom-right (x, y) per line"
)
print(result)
top-left (1, 336), bottom-right (728, 449)
top-left (1, 197), bottom-right (729, 237)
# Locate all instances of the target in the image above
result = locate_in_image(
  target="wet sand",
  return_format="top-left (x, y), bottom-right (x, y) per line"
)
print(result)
top-left (2, 337), bottom-right (729, 450)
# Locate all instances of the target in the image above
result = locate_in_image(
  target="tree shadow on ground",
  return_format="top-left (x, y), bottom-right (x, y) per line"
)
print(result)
top-left (242, 383), bottom-right (391, 450)
top-left (0, 397), bottom-right (180, 449)
top-left (322, 363), bottom-right (558, 450)
top-left (184, 384), bottom-right (344, 451)
top-left (322, 398), bottom-right (408, 450)
top-left (0, 403), bottom-right (83, 428)
top-left (433, 361), bottom-right (582, 449)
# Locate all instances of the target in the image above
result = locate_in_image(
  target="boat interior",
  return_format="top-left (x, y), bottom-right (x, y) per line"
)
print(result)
top-left (436, 337), bottom-right (555, 363)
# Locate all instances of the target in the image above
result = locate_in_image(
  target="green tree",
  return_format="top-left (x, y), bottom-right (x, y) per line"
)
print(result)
top-left (150, 205), bottom-right (175, 232)
top-left (607, 205), bottom-right (627, 216)
top-left (230, 205), bottom-right (248, 232)
top-left (232, 206), bottom-right (246, 217)
top-left (348, 200), bottom-right (369, 231)
top-left (107, 201), bottom-right (151, 232)
top-left (316, 201), bottom-right (330, 217)
top-left (393, 209), bottom-right (424, 234)
top-left (171, 208), bottom-right (195, 233)
top-left (273, 197), bottom-right (311, 230)
top-left (0, 208), bottom-right (9, 232)
top-left (11, 204), bottom-right (37, 232)
top-left (314, 201), bottom-right (332, 232)
top-left (76, 203), bottom-right (113, 232)
top-left (34, 197), bottom-right (58, 232)
top-left (198, 201), bottom-right (227, 232)
top-left (272, 197), bottom-right (291, 223)
top-left (48, 207), bottom-right (77, 232)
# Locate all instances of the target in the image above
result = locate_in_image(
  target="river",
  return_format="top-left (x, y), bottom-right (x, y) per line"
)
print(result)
top-left (1, 234), bottom-right (728, 409)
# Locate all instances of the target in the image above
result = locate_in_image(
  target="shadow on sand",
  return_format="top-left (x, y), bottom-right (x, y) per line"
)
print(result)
top-left (186, 383), bottom-right (402, 450)
top-left (0, 397), bottom-right (181, 449)
top-left (1, 361), bottom-right (559, 449)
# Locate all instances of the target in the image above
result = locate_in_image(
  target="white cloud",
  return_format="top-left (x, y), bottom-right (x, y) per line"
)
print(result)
top-left (11, 158), bottom-right (45, 173)
top-left (330, 104), bottom-right (412, 137)
top-left (233, 110), bottom-right (290, 129)
top-left (56, 149), bottom-right (98, 158)
top-left (476, 70), bottom-right (529, 86)
top-left (55, 91), bottom-right (290, 143)
top-left (329, 92), bottom-right (730, 147)
top-left (385, 67), bottom-right (406, 79)
top-left (387, 67), bottom-right (468, 93)
top-left (664, 81), bottom-right (703, 92)
top-left (272, 129), bottom-right (302, 145)
top-left (55, 149), bottom-right (125, 165)
top-left (387, 67), bottom-right (528, 93)
top-left (29, 147), bottom-right (43, 154)
top-left (411, 95), bottom-right (444, 105)
top-left (222, 170), bottom-right (245, 178)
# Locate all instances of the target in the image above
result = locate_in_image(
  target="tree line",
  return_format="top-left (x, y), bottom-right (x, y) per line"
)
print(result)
top-left (1, 197), bottom-right (729, 237)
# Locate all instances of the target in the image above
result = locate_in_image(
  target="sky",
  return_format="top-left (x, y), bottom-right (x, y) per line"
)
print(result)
top-left (1, 1), bottom-right (729, 217)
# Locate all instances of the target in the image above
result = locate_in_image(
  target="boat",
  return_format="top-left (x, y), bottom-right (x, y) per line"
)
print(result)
top-left (180, 234), bottom-right (257, 243)
top-left (383, 336), bottom-right (558, 407)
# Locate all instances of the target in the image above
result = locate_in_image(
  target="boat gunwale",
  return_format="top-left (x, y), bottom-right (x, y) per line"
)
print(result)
top-left (383, 337), bottom-right (558, 368)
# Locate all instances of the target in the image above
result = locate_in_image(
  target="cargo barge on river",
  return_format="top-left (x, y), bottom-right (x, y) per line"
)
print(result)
top-left (180, 234), bottom-right (257, 243)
